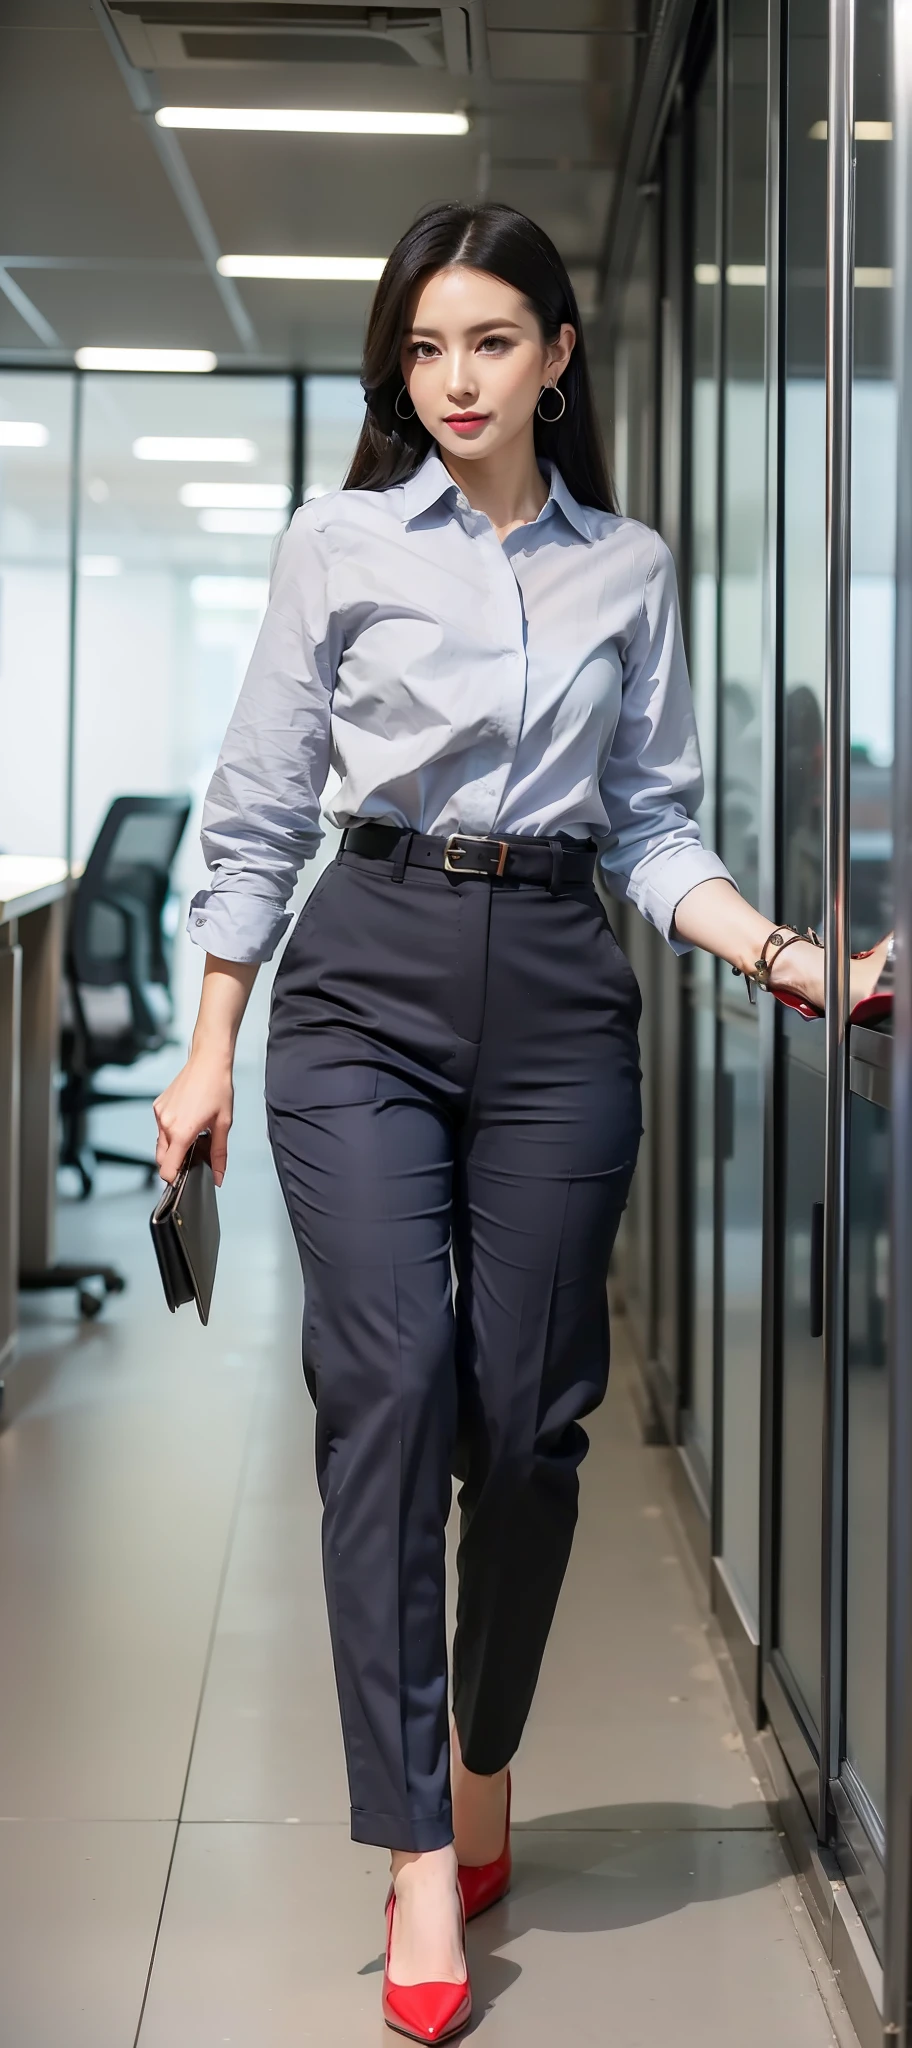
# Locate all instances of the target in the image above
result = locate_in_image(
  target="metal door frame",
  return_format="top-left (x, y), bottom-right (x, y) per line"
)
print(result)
top-left (883, 0), bottom-right (912, 2030)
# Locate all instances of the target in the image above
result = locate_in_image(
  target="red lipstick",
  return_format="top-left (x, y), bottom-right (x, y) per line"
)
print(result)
top-left (444, 412), bottom-right (489, 434)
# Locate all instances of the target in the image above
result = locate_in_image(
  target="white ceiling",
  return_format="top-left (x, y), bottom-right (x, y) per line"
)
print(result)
top-left (0, 0), bottom-right (642, 371)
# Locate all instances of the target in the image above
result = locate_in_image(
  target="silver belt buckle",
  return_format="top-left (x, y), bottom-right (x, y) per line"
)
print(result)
top-left (443, 833), bottom-right (509, 877)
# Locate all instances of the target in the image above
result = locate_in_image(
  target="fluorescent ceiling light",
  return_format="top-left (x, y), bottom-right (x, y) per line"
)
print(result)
top-left (198, 509), bottom-right (286, 534)
top-left (0, 420), bottom-right (49, 447)
top-left (698, 259), bottom-right (892, 289)
top-left (810, 119), bottom-right (892, 140)
top-left (75, 347), bottom-right (217, 373)
top-left (218, 254), bottom-right (385, 281)
top-left (133, 437), bottom-right (257, 462)
top-left (694, 263), bottom-right (766, 286)
top-left (726, 264), bottom-right (766, 286)
top-left (80, 555), bottom-right (122, 577)
top-left (156, 106), bottom-right (469, 137)
top-left (179, 481), bottom-right (290, 510)
top-left (191, 575), bottom-right (269, 610)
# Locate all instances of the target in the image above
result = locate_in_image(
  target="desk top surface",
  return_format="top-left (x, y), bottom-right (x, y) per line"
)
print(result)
top-left (0, 856), bottom-right (71, 923)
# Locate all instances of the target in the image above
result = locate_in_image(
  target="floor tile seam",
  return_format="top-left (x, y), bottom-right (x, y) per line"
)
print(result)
top-left (0, 1813), bottom-right (183, 1825)
top-left (131, 1376), bottom-right (265, 2048)
top-left (158, 1817), bottom-right (779, 1835)
top-left (513, 1823), bottom-right (777, 1835)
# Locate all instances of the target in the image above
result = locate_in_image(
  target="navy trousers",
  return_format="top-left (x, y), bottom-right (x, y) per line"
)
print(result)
top-left (264, 839), bottom-right (643, 1851)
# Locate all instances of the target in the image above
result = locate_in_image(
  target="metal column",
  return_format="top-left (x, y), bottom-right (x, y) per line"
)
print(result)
top-left (883, 1), bottom-right (912, 2032)
top-left (819, 0), bottom-right (855, 1837)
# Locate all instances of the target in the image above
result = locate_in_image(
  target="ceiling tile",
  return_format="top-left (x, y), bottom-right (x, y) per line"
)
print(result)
top-left (214, 278), bottom-right (376, 369)
top-left (0, 1), bottom-right (92, 20)
top-left (486, 165), bottom-right (615, 258)
top-left (486, 0), bottom-right (638, 24)
top-left (179, 132), bottom-right (480, 255)
top-left (0, 292), bottom-right (44, 352)
top-left (489, 30), bottom-right (633, 82)
top-left (13, 269), bottom-right (242, 355)
top-left (0, 28), bottom-right (197, 259)
top-left (484, 101), bottom-right (619, 165)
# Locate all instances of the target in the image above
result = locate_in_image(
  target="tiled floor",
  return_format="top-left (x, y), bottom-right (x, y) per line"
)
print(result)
top-left (0, 1068), bottom-right (854, 2046)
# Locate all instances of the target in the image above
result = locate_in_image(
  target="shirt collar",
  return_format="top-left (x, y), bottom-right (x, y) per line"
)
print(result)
top-left (542, 460), bottom-right (594, 543)
top-left (398, 447), bottom-right (594, 543)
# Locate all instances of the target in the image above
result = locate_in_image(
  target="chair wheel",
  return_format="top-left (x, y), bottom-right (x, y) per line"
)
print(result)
top-left (78, 1285), bottom-right (104, 1320)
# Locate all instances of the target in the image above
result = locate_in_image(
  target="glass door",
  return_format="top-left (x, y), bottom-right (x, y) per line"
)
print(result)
top-left (682, 40), bottom-right (721, 1507)
top-left (767, 0), bottom-right (895, 1958)
top-left (767, 0), bottom-right (828, 1790)
top-left (834, 0), bottom-right (894, 1950)
top-left (716, 0), bottom-right (768, 1654)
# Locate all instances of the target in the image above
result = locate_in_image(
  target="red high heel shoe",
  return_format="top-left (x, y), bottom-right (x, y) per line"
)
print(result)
top-left (382, 1880), bottom-right (472, 2043)
top-left (457, 1771), bottom-right (512, 1922)
top-left (734, 928), bottom-right (895, 1025)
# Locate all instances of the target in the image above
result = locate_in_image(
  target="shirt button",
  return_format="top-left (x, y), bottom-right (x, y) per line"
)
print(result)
top-left (195, 915), bottom-right (205, 926)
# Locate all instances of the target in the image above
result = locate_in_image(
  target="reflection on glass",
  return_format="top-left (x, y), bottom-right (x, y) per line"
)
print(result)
top-left (845, 1094), bottom-right (889, 1824)
top-left (778, 1044), bottom-right (825, 1731)
top-left (683, 49), bottom-right (720, 1484)
top-left (716, 0), bottom-right (767, 1631)
top-left (719, 0), bottom-right (767, 906)
top-left (783, 0), bottom-right (827, 938)
top-left (777, 0), bottom-right (827, 1744)
top-left (74, 374), bottom-right (293, 1048)
top-left (304, 376), bottom-right (366, 498)
top-left (0, 373), bottom-right (73, 857)
top-left (615, 204), bottom-right (658, 523)
top-left (850, 0), bottom-right (894, 952)
top-left (687, 1002), bottom-right (716, 1493)
top-left (720, 1018), bottom-right (763, 1622)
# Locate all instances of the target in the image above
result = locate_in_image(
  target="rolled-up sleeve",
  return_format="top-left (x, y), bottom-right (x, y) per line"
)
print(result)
top-left (596, 532), bottom-right (738, 955)
top-left (186, 507), bottom-right (337, 964)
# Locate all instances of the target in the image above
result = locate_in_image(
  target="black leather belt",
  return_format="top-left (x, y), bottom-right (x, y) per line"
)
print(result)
top-left (340, 822), bottom-right (596, 888)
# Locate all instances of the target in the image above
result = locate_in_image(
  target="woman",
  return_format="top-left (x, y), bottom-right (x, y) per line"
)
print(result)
top-left (154, 202), bottom-right (890, 2041)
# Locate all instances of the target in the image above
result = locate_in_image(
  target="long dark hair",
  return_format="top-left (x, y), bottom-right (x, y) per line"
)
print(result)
top-left (343, 201), bottom-right (618, 514)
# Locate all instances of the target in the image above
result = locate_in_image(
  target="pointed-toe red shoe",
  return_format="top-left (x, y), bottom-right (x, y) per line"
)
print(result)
top-left (766, 932), bottom-right (895, 1025)
top-left (735, 927), bottom-right (896, 1026)
top-left (382, 1882), bottom-right (472, 2044)
top-left (457, 1771), bottom-right (512, 1922)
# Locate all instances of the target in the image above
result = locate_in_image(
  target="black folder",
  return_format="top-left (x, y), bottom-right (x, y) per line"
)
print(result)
top-left (149, 1130), bottom-right (220, 1325)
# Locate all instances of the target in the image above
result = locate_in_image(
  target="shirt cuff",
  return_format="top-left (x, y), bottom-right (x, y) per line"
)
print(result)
top-left (186, 888), bottom-right (293, 965)
top-left (600, 844), bottom-right (739, 956)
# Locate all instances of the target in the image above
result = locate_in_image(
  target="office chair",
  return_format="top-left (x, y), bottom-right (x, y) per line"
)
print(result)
top-left (58, 793), bottom-right (192, 1200)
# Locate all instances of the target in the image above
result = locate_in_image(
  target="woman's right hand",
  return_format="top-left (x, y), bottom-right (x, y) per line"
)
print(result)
top-left (153, 1051), bottom-right (234, 1188)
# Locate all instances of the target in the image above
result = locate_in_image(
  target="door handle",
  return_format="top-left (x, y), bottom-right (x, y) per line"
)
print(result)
top-left (719, 1070), bottom-right (735, 1160)
top-left (810, 1200), bottom-right (824, 1339)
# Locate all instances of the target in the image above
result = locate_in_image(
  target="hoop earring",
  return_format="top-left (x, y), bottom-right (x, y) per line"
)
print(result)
top-left (394, 385), bottom-right (416, 421)
top-left (536, 383), bottom-right (566, 422)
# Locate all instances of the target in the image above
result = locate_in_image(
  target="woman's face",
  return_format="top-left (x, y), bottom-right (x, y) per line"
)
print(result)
top-left (400, 265), bottom-right (575, 463)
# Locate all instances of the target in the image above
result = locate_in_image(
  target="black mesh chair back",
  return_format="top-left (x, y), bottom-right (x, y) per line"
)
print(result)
top-left (66, 793), bottom-right (192, 1064)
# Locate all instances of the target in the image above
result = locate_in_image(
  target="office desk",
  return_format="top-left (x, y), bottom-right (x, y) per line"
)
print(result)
top-left (0, 857), bottom-right (70, 1377)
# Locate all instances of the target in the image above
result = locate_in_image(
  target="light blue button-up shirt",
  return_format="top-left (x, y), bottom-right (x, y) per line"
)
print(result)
top-left (188, 447), bottom-right (736, 963)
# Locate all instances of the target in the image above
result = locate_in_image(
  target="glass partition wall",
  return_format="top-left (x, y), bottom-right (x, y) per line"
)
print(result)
top-left (0, 369), bottom-right (364, 1054)
top-left (616, 0), bottom-right (901, 1973)
top-left (0, 373), bottom-right (74, 859)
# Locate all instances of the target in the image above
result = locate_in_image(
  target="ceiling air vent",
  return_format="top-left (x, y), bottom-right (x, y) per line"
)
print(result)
top-left (107, 2), bottom-right (472, 73)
